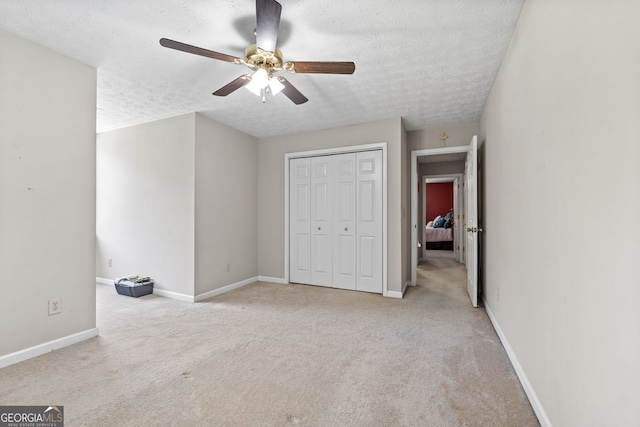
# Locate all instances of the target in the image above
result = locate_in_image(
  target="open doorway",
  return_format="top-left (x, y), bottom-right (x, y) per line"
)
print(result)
top-left (419, 176), bottom-right (462, 302)
top-left (410, 137), bottom-right (480, 307)
top-left (411, 145), bottom-right (468, 287)
top-left (421, 175), bottom-right (463, 263)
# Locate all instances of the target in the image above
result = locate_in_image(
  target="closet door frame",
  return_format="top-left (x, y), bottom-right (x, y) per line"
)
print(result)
top-left (284, 143), bottom-right (388, 297)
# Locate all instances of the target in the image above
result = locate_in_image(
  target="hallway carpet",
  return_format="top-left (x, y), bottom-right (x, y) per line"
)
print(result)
top-left (1, 267), bottom-right (538, 426)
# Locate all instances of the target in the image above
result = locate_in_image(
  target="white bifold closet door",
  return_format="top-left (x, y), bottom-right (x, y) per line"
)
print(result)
top-left (355, 150), bottom-right (383, 293)
top-left (332, 153), bottom-right (357, 290)
top-left (310, 156), bottom-right (333, 287)
top-left (289, 158), bottom-right (312, 285)
top-left (289, 150), bottom-right (382, 294)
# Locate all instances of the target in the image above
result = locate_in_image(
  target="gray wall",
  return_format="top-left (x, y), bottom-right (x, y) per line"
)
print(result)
top-left (96, 113), bottom-right (259, 299)
top-left (0, 29), bottom-right (97, 356)
top-left (96, 114), bottom-right (196, 297)
top-left (407, 124), bottom-right (479, 151)
top-left (99, 115), bottom-right (404, 294)
top-left (479, 1), bottom-right (640, 425)
top-left (419, 161), bottom-right (465, 177)
top-left (194, 114), bottom-right (259, 296)
top-left (258, 118), bottom-right (405, 293)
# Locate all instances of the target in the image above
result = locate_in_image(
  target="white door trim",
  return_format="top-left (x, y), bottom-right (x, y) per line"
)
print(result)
top-left (411, 145), bottom-right (469, 286)
top-left (284, 143), bottom-right (388, 296)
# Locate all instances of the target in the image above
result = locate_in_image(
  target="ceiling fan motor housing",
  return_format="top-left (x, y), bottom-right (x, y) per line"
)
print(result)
top-left (245, 44), bottom-right (283, 74)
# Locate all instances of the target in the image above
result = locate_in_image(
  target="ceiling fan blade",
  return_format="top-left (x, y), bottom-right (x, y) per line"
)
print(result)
top-left (160, 38), bottom-right (243, 64)
top-left (213, 75), bottom-right (251, 96)
top-left (276, 77), bottom-right (308, 105)
top-left (284, 61), bottom-right (356, 74)
top-left (256, 0), bottom-right (282, 52)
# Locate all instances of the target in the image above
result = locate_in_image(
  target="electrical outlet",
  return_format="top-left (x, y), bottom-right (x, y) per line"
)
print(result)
top-left (49, 298), bottom-right (62, 315)
top-left (108, 258), bottom-right (112, 267)
top-left (496, 287), bottom-right (501, 303)
top-left (225, 263), bottom-right (231, 272)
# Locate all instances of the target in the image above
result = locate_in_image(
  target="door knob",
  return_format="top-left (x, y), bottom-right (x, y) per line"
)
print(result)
top-left (344, 227), bottom-right (348, 231)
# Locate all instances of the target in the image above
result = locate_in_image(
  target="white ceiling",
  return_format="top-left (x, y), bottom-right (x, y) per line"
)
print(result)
top-left (0, 0), bottom-right (524, 138)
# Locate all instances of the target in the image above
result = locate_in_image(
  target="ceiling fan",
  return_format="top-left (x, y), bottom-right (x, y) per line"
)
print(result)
top-left (160, 0), bottom-right (355, 105)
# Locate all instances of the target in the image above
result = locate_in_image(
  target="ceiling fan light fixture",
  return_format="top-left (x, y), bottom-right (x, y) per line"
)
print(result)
top-left (269, 76), bottom-right (284, 96)
top-left (246, 68), bottom-right (284, 99)
top-left (246, 68), bottom-right (269, 96)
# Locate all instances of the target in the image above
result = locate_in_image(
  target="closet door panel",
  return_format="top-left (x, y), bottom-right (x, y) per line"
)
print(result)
top-left (359, 236), bottom-right (375, 279)
top-left (310, 156), bottom-right (333, 286)
top-left (289, 158), bottom-right (311, 284)
top-left (332, 153), bottom-right (357, 290)
top-left (356, 150), bottom-right (383, 293)
top-left (294, 234), bottom-right (309, 271)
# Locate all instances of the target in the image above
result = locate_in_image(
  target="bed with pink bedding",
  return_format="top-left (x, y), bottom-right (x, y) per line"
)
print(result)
top-left (425, 219), bottom-right (453, 250)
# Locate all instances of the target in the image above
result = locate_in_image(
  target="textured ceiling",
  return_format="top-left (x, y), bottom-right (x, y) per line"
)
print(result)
top-left (0, 0), bottom-right (524, 138)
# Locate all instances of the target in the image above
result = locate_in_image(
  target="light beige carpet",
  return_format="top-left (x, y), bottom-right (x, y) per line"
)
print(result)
top-left (1, 263), bottom-right (539, 426)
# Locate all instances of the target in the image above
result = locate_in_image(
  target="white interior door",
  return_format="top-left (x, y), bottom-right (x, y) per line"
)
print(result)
top-left (333, 153), bottom-right (357, 290)
top-left (310, 156), bottom-right (332, 286)
top-left (356, 150), bottom-right (383, 293)
top-left (421, 178), bottom-right (426, 261)
top-left (289, 158), bottom-right (311, 285)
top-left (465, 136), bottom-right (479, 307)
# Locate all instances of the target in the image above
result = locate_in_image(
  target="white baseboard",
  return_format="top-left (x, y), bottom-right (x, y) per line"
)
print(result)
top-left (385, 281), bottom-right (409, 299)
top-left (257, 276), bottom-right (288, 285)
top-left (98, 277), bottom-right (261, 303)
top-left (386, 291), bottom-right (403, 299)
top-left (152, 288), bottom-right (194, 303)
top-left (195, 277), bottom-right (258, 302)
top-left (98, 277), bottom-right (194, 302)
top-left (0, 328), bottom-right (99, 369)
top-left (483, 297), bottom-right (551, 427)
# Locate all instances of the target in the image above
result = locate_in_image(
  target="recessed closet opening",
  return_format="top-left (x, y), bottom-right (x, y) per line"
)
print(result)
top-left (283, 143), bottom-right (389, 297)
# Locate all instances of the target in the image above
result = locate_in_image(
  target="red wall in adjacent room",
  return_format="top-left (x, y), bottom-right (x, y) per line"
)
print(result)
top-left (425, 182), bottom-right (453, 223)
